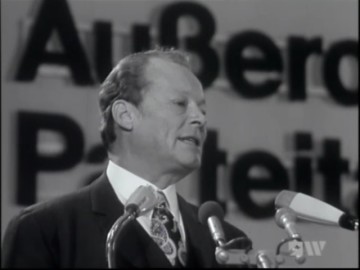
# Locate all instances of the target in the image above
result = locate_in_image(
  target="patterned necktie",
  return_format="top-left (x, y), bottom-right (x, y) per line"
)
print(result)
top-left (150, 191), bottom-right (187, 267)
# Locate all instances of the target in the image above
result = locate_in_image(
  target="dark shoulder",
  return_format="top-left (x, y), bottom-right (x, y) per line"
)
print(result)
top-left (9, 184), bottom-right (92, 229)
top-left (177, 195), bottom-right (199, 218)
top-left (177, 196), bottom-right (252, 249)
top-left (222, 219), bottom-right (252, 249)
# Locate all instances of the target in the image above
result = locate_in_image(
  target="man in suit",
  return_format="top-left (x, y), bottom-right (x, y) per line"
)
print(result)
top-left (2, 48), bottom-right (251, 268)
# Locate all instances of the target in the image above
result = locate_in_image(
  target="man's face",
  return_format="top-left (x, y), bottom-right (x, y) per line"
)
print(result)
top-left (133, 58), bottom-right (207, 175)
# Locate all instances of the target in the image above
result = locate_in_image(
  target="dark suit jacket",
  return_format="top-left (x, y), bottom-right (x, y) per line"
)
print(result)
top-left (2, 173), bottom-right (251, 268)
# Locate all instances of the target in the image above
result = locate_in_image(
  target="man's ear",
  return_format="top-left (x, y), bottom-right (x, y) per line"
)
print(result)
top-left (111, 100), bottom-right (135, 131)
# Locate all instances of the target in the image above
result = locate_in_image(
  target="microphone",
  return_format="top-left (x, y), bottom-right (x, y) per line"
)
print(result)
top-left (125, 185), bottom-right (157, 217)
top-left (198, 201), bottom-right (226, 247)
top-left (275, 207), bottom-right (301, 240)
top-left (275, 190), bottom-right (358, 231)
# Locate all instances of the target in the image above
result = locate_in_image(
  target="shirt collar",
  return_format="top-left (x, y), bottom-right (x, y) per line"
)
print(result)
top-left (106, 160), bottom-right (180, 221)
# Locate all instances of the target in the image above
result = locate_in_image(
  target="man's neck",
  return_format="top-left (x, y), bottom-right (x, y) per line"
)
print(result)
top-left (107, 153), bottom-right (186, 190)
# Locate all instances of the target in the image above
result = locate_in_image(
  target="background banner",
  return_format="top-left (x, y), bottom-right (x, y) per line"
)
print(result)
top-left (1, 0), bottom-right (358, 267)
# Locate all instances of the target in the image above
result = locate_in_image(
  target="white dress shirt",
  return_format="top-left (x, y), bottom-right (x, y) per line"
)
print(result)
top-left (106, 160), bottom-right (187, 248)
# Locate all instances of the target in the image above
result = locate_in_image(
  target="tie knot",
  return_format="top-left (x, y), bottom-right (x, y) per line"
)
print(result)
top-left (156, 191), bottom-right (169, 208)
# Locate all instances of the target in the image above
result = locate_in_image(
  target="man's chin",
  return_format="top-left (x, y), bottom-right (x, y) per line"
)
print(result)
top-left (179, 157), bottom-right (201, 170)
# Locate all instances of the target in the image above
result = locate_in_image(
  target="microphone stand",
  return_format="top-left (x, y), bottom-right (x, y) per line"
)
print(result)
top-left (214, 235), bottom-right (306, 268)
top-left (105, 185), bottom-right (158, 268)
top-left (105, 211), bottom-right (138, 268)
top-left (215, 246), bottom-right (284, 268)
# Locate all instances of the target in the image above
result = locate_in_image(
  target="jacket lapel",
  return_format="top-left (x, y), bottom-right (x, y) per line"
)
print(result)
top-left (178, 196), bottom-right (217, 268)
top-left (89, 173), bottom-right (172, 268)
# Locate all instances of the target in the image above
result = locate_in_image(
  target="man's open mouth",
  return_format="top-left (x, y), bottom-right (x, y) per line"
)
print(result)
top-left (179, 136), bottom-right (200, 147)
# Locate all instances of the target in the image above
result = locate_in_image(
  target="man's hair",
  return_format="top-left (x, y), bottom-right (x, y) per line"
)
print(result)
top-left (99, 47), bottom-right (191, 150)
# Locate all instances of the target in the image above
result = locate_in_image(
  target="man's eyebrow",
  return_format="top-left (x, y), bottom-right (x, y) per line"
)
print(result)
top-left (198, 99), bottom-right (206, 106)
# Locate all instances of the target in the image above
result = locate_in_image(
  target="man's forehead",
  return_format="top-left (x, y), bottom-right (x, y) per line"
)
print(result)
top-left (146, 56), bottom-right (184, 72)
top-left (144, 57), bottom-right (204, 96)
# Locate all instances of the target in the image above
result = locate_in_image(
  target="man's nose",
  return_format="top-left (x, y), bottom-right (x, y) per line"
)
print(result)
top-left (189, 104), bottom-right (207, 128)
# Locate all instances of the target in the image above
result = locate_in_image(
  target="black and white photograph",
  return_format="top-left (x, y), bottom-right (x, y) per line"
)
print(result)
top-left (1, 0), bottom-right (358, 268)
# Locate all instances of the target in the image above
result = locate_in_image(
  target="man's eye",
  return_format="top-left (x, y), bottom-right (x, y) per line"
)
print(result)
top-left (174, 100), bottom-right (186, 107)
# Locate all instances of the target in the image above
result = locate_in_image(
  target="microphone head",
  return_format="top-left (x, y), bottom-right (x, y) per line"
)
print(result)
top-left (275, 190), bottom-right (358, 231)
top-left (198, 201), bottom-right (225, 225)
top-left (125, 185), bottom-right (157, 217)
top-left (275, 190), bottom-right (297, 209)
